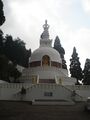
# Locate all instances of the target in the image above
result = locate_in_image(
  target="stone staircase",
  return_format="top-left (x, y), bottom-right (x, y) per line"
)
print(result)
top-left (13, 84), bottom-right (83, 105)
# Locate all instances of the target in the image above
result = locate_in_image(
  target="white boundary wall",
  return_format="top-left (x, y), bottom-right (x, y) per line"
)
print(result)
top-left (66, 85), bottom-right (90, 101)
top-left (0, 83), bottom-right (89, 102)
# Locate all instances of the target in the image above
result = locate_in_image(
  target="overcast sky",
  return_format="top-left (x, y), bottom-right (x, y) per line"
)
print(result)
top-left (1, 0), bottom-right (90, 70)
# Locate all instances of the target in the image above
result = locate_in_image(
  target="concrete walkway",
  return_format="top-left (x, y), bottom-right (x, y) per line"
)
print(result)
top-left (0, 101), bottom-right (90, 120)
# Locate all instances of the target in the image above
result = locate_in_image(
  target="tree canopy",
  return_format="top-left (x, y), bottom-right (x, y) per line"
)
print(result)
top-left (4, 35), bottom-right (31, 67)
top-left (0, 0), bottom-right (5, 26)
top-left (83, 59), bottom-right (90, 85)
top-left (54, 36), bottom-right (67, 69)
top-left (0, 55), bottom-right (21, 82)
top-left (69, 47), bottom-right (82, 84)
top-left (0, 1), bottom-right (31, 82)
top-left (54, 36), bottom-right (65, 58)
top-left (0, 30), bottom-right (4, 54)
top-left (0, 33), bottom-right (31, 82)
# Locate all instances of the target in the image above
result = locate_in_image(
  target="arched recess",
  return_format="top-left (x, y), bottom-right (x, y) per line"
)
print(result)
top-left (42, 55), bottom-right (50, 66)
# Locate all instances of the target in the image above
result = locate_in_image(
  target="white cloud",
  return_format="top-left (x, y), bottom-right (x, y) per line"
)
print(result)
top-left (82, 0), bottom-right (90, 13)
top-left (64, 27), bottom-right (90, 69)
top-left (2, 0), bottom-right (90, 70)
top-left (2, 0), bottom-right (72, 49)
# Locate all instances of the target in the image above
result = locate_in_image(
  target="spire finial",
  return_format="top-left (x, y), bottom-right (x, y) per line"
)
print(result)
top-left (41, 20), bottom-right (49, 39)
top-left (43, 20), bottom-right (49, 30)
top-left (45, 20), bottom-right (47, 24)
top-left (40, 20), bottom-right (52, 47)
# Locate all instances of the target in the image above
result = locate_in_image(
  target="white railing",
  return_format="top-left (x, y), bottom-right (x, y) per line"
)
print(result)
top-left (65, 85), bottom-right (90, 90)
top-left (0, 83), bottom-right (32, 89)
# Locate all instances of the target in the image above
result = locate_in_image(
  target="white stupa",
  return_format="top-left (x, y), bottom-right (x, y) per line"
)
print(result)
top-left (1, 21), bottom-right (88, 105)
top-left (19, 20), bottom-right (76, 85)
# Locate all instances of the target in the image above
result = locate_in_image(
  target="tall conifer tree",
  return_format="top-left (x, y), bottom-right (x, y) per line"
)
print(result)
top-left (54, 36), bottom-right (67, 69)
top-left (83, 59), bottom-right (90, 85)
top-left (70, 47), bottom-right (82, 84)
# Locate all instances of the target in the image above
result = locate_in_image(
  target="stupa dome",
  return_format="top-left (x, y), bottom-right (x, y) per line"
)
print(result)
top-left (30, 47), bottom-right (62, 63)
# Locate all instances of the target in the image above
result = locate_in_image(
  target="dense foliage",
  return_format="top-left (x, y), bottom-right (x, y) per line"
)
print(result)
top-left (69, 47), bottom-right (83, 84)
top-left (4, 35), bottom-right (31, 67)
top-left (0, 33), bottom-right (31, 82)
top-left (0, 1), bottom-right (31, 82)
top-left (53, 36), bottom-right (67, 69)
top-left (0, 55), bottom-right (21, 82)
top-left (0, 31), bottom-right (31, 82)
top-left (0, 0), bottom-right (5, 26)
top-left (83, 59), bottom-right (90, 85)
top-left (0, 32), bottom-right (31, 67)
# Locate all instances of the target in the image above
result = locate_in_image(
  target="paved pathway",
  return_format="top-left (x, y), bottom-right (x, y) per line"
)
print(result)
top-left (0, 101), bottom-right (90, 120)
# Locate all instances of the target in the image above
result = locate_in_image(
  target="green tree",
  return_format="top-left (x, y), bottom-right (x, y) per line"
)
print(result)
top-left (54, 36), bottom-right (67, 69)
top-left (0, 0), bottom-right (5, 26)
top-left (0, 0), bottom-right (5, 54)
top-left (4, 35), bottom-right (31, 67)
top-left (83, 59), bottom-right (90, 85)
top-left (4, 35), bottom-right (14, 60)
top-left (0, 55), bottom-right (21, 82)
top-left (0, 55), bottom-right (9, 80)
top-left (10, 66), bottom-right (21, 83)
top-left (0, 30), bottom-right (4, 54)
top-left (69, 47), bottom-right (82, 84)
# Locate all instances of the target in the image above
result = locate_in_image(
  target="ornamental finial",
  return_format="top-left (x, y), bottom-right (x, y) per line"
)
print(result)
top-left (40, 20), bottom-right (49, 39)
top-left (43, 20), bottom-right (49, 30)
